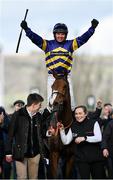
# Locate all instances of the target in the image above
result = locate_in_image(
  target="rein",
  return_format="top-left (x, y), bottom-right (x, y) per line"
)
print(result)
top-left (51, 111), bottom-right (73, 136)
top-left (64, 119), bottom-right (73, 129)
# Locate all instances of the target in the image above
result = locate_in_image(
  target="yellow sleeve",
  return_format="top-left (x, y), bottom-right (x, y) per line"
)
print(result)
top-left (42, 39), bottom-right (47, 51)
top-left (72, 38), bottom-right (78, 51)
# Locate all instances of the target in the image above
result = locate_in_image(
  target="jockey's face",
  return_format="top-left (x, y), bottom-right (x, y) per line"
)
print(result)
top-left (74, 108), bottom-right (87, 123)
top-left (55, 32), bottom-right (66, 42)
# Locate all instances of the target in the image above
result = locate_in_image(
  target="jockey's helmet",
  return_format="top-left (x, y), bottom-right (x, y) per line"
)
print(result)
top-left (53, 23), bottom-right (68, 34)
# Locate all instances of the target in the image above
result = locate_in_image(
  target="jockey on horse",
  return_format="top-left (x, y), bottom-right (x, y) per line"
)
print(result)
top-left (20, 19), bottom-right (99, 110)
top-left (20, 18), bottom-right (99, 178)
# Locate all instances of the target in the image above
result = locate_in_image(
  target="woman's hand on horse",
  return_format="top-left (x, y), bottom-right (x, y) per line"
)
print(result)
top-left (57, 122), bottom-right (64, 130)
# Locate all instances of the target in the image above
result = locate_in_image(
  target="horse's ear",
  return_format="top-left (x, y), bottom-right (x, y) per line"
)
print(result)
top-left (62, 70), bottom-right (68, 80)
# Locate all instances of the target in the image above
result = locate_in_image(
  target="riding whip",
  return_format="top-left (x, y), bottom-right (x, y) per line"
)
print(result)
top-left (16, 9), bottom-right (29, 53)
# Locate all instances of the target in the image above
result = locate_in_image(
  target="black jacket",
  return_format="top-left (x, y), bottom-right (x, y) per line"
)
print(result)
top-left (101, 120), bottom-right (113, 157)
top-left (88, 108), bottom-right (102, 119)
top-left (5, 107), bottom-right (49, 161)
top-left (0, 127), bottom-right (4, 165)
top-left (71, 117), bottom-right (104, 163)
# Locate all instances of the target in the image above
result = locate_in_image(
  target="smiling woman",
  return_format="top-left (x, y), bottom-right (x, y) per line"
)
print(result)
top-left (59, 105), bottom-right (106, 179)
top-left (74, 106), bottom-right (88, 123)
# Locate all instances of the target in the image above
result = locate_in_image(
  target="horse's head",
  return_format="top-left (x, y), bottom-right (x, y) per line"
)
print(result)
top-left (48, 73), bottom-right (73, 138)
top-left (49, 74), bottom-right (69, 113)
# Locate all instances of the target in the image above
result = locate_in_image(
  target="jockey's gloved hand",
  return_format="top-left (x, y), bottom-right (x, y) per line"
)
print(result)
top-left (20, 20), bottom-right (28, 30)
top-left (91, 19), bottom-right (99, 29)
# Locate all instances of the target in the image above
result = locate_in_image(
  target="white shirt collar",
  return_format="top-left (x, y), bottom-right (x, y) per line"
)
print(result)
top-left (26, 108), bottom-right (36, 118)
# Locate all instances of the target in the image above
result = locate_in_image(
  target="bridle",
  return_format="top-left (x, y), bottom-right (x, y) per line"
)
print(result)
top-left (52, 90), bottom-right (65, 97)
top-left (50, 110), bottom-right (73, 137)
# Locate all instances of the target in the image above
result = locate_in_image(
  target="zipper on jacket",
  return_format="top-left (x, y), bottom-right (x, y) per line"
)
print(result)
top-left (30, 118), bottom-right (34, 155)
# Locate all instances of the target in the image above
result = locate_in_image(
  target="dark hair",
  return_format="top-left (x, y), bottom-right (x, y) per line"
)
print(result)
top-left (0, 106), bottom-right (10, 130)
top-left (104, 103), bottom-right (112, 107)
top-left (74, 105), bottom-right (88, 114)
top-left (0, 106), bottom-right (6, 115)
top-left (27, 93), bottom-right (44, 106)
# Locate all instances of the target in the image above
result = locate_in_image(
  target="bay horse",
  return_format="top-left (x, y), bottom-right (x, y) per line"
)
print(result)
top-left (46, 73), bottom-right (75, 179)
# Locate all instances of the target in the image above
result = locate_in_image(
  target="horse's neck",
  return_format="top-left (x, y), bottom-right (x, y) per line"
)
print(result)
top-left (64, 84), bottom-right (72, 126)
top-left (61, 99), bottom-right (72, 127)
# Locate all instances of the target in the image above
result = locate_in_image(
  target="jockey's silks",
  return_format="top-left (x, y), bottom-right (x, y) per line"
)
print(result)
top-left (26, 27), bottom-right (95, 74)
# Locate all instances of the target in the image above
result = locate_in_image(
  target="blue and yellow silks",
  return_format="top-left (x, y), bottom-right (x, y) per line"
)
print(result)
top-left (26, 27), bottom-right (95, 74)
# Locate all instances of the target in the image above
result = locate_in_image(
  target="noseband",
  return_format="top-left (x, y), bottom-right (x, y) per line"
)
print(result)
top-left (52, 90), bottom-right (65, 97)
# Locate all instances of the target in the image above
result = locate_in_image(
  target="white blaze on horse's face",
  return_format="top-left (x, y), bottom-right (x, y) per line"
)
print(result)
top-left (49, 90), bottom-right (58, 107)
